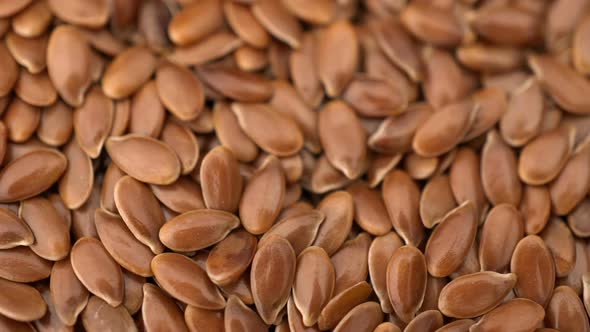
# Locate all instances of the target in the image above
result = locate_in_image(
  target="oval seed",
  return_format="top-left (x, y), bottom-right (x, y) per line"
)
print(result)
top-left (73, 86), bottom-right (114, 158)
top-left (540, 217), bottom-right (576, 277)
top-left (110, 99), bottom-right (130, 136)
top-left (251, 235), bottom-right (296, 325)
top-left (239, 155), bottom-right (285, 235)
top-left (102, 46), bottom-right (157, 99)
top-left (219, 274), bottom-right (254, 306)
top-left (558, 239), bottom-right (588, 294)
top-left (511, 235), bottom-right (556, 306)
top-left (546, 286), bottom-right (590, 332)
top-left (259, 210), bottom-right (324, 256)
top-left (0, 246), bottom-right (51, 282)
top-left (549, 137), bottom-right (590, 215)
top-left (290, 32), bottom-right (323, 108)
top-left (20, 196), bottom-right (70, 261)
top-left (94, 208), bottom-right (154, 277)
top-left (50, 258), bottom-right (89, 326)
top-left (412, 100), bottom-right (476, 157)
top-left (99, 162), bottom-right (125, 213)
top-left (500, 78), bottom-right (544, 147)
top-left (160, 120), bottom-right (199, 175)
top-left (286, 295), bottom-right (318, 332)
top-left (82, 296), bottom-right (136, 332)
top-left (331, 233), bottom-right (371, 295)
top-left (419, 275), bottom-right (447, 313)
top-left (420, 175), bottom-right (456, 229)
top-left (0, 207), bottom-right (32, 249)
top-left (6, 32), bottom-right (48, 74)
top-left (58, 139), bottom-right (93, 209)
top-left (150, 177), bottom-right (204, 214)
top-left (343, 76), bottom-right (407, 118)
top-left (128, 80), bottom-right (165, 138)
top-left (386, 246), bottom-right (427, 323)
top-left (151, 253), bottom-right (226, 310)
top-left (569, 198), bottom-right (590, 237)
top-left (333, 302), bottom-right (383, 332)
top-left (206, 229), bottom-right (257, 286)
top-left (293, 246), bottom-right (335, 327)
top-left (0, 314), bottom-right (35, 331)
top-left (457, 43), bottom-right (524, 73)
top-left (71, 183), bottom-right (100, 240)
top-left (47, 0), bottom-right (109, 28)
top-left (167, 31), bottom-right (243, 66)
top-left (12, 1), bottom-right (52, 37)
top-left (0, 278), bottom-right (46, 322)
top-left (185, 306), bottom-right (224, 332)
top-left (142, 283), bottom-right (189, 332)
top-left (382, 170), bottom-right (424, 247)
top-left (347, 181), bottom-right (391, 236)
top-left (520, 185), bottom-right (551, 234)
top-left (200, 146), bottom-right (243, 213)
top-left (404, 310), bottom-right (443, 332)
top-left (0, 41), bottom-right (17, 97)
top-left (369, 232), bottom-right (403, 313)
top-left (400, 2), bottom-right (462, 47)
top-left (464, 88), bottom-right (508, 141)
top-left (374, 322), bottom-right (402, 332)
top-left (14, 70), bottom-right (56, 107)
top-left (425, 201), bottom-right (478, 277)
top-left (4, 98), bottom-right (40, 143)
top-left (439, 272), bottom-right (517, 318)
top-left (232, 102), bottom-right (304, 157)
top-left (470, 298), bottom-right (544, 332)
top-left (313, 191), bottom-right (354, 255)
top-left (479, 204), bottom-right (524, 272)
top-left (114, 176), bottom-right (165, 254)
top-left (213, 101), bottom-right (258, 162)
top-left (225, 295), bottom-right (267, 332)
top-left (122, 271), bottom-right (144, 315)
top-left (167, 0), bottom-right (223, 46)
top-left (37, 100), bottom-right (73, 146)
top-left (449, 147), bottom-right (488, 222)
top-left (198, 65), bottom-right (273, 102)
top-left (481, 130), bottom-right (522, 206)
top-left (318, 281), bottom-right (373, 331)
top-left (251, 0), bottom-right (302, 49)
top-left (70, 237), bottom-right (124, 307)
top-left (159, 209), bottom-right (240, 252)
top-left (156, 62), bottom-right (204, 121)
top-left (106, 134), bottom-right (181, 185)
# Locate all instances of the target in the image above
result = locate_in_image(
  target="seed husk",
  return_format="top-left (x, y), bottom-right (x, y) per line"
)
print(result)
top-left (289, 32), bottom-right (324, 108)
top-left (198, 65), bottom-right (273, 103)
top-left (317, 281), bottom-right (373, 331)
top-left (519, 184), bottom-right (551, 234)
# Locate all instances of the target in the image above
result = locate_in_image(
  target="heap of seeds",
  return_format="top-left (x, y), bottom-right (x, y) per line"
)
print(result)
top-left (2, 0), bottom-right (590, 331)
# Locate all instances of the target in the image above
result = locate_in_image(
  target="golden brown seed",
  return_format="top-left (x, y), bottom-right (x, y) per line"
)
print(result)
top-left (46, 25), bottom-right (92, 107)
top-left (305, 153), bottom-right (353, 194)
top-left (156, 62), bottom-right (204, 121)
top-left (368, 153), bottom-right (403, 188)
top-left (313, 191), bottom-right (354, 255)
top-left (369, 233), bottom-right (403, 313)
top-left (110, 99), bottom-right (130, 136)
top-left (286, 295), bottom-right (319, 332)
top-left (225, 295), bottom-right (268, 332)
top-left (47, 0), bottom-right (108, 28)
top-left (167, 31), bottom-right (243, 66)
top-left (574, 15), bottom-right (590, 74)
top-left (4, 98), bottom-right (40, 143)
top-left (403, 153), bottom-right (438, 180)
top-left (420, 175), bottom-right (456, 229)
top-left (239, 155), bottom-right (285, 234)
top-left (469, 5), bottom-right (541, 46)
top-left (71, 183), bottom-right (100, 239)
top-left (545, 0), bottom-right (588, 52)
top-left (150, 177), bottom-right (204, 214)
top-left (185, 306), bottom-right (224, 332)
top-left (121, 270), bottom-right (144, 315)
top-left (372, 18), bottom-right (422, 82)
top-left (293, 246), bottom-right (335, 327)
top-left (318, 100), bottom-right (366, 179)
top-left (81, 28), bottom-right (125, 56)
top-left (347, 181), bottom-right (391, 236)
top-left (439, 272), bottom-right (516, 318)
top-left (400, 2), bottom-right (462, 47)
top-left (159, 209), bottom-right (239, 252)
top-left (374, 322), bottom-right (402, 332)
top-left (37, 100), bottom-right (73, 146)
top-left (14, 70), bottom-right (56, 107)
top-left (5, 32), bottom-right (47, 74)
top-left (251, 0), bottom-right (301, 48)
top-left (546, 286), bottom-right (590, 332)
top-left (382, 170), bottom-right (424, 247)
top-left (0, 314), bottom-right (35, 331)
top-left (0, 0), bottom-right (32, 18)
top-left (479, 204), bottom-right (524, 272)
top-left (412, 100), bottom-right (476, 157)
top-left (331, 233), bottom-right (371, 295)
top-left (463, 88), bottom-right (508, 141)
top-left (160, 120), bottom-right (199, 175)
top-left (20, 196), bottom-right (70, 261)
top-left (289, 32), bottom-right (323, 108)
top-left (81, 296), bottom-right (136, 332)
top-left (421, 47), bottom-right (473, 110)
top-left (99, 162), bottom-right (125, 214)
top-left (0, 246), bottom-right (51, 282)
top-left (142, 283), bottom-right (189, 332)
top-left (316, 20), bottom-right (358, 97)
top-left (282, 0), bottom-right (334, 24)
top-left (425, 201), bottom-right (477, 277)
top-left (114, 175), bottom-right (165, 254)
top-left (436, 319), bottom-right (475, 332)
top-left (251, 235), bottom-right (296, 325)
top-left (70, 237), bottom-right (123, 307)
top-left (106, 134), bottom-right (181, 185)
top-left (0, 278), bottom-right (46, 322)
top-left (94, 208), bottom-right (154, 277)
top-left (213, 101), bottom-right (258, 162)
top-left (102, 46), bottom-right (157, 99)
top-left (343, 76), bottom-right (407, 118)
top-left (198, 65), bottom-right (273, 103)
top-left (404, 310), bottom-right (443, 332)
top-left (224, 1), bottom-right (269, 49)
top-left (520, 185), bottom-right (551, 234)
top-left (50, 258), bottom-right (89, 326)
top-left (128, 80), bottom-right (165, 138)
top-left (333, 302), bottom-right (383, 332)
top-left (470, 298), bottom-right (544, 332)
top-left (549, 137), bottom-right (590, 215)
top-left (481, 130), bottom-right (522, 206)
top-left (529, 54), bottom-right (590, 114)
top-left (569, 198), bottom-right (590, 237)
top-left (152, 253), bottom-right (226, 310)
top-left (234, 44), bottom-right (268, 71)
top-left (449, 147), bottom-right (488, 222)
top-left (58, 139), bottom-right (93, 209)
top-left (318, 281), bottom-right (373, 331)
top-left (259, 210), bottom-right (324, 256)
top-left (206, 229), bottom-right (257, 286)
top-left (219, 273), bottom-right (254, 306)
top-left (168, 0), bottom-right (223, 46)
top-left (558, 239), bottom-right (588, 294)
top-left (386, 246), bottom-right (427, 323)
top-left (540, 217), bottom-right (576, 277)
top-left (0, 42), bottom-right (17, 97)
top-left (500, 78), bottom-right (543, 146)
top-left (73, 86), bottom-right (113, 158)
top-left (0, 207), bottom-right (32, 249)
top-left (419, 275), bottom-right (447, 313)
top-left (200, 146), bottom-right (243, 212)
top-left (511, 235), bottom-right (555, 306)
top-left (457, 43), bottom-right (524, 73)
